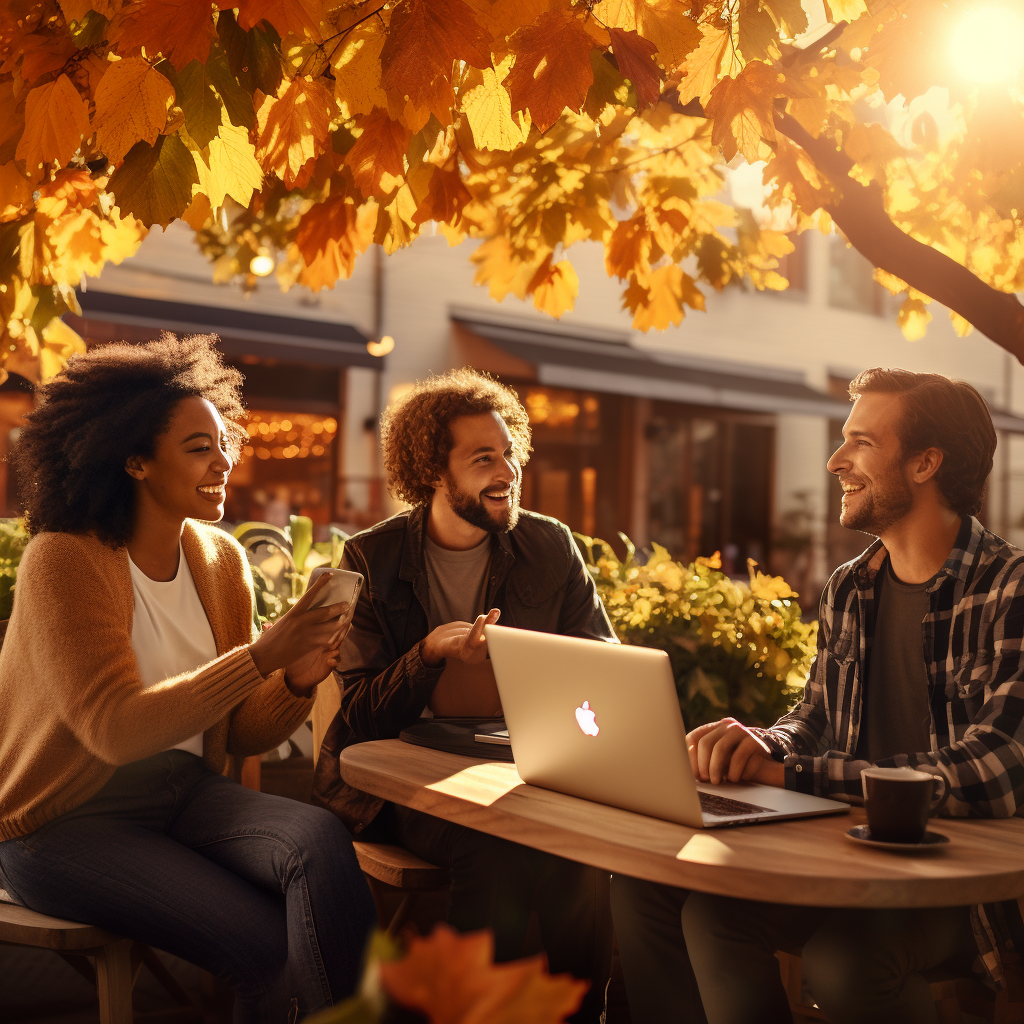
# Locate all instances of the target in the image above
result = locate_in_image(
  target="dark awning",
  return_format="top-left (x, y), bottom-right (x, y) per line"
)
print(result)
top-left (74, 291), bottom-right (381, 369)
top-left (453, 310), bottom-right (850, 418)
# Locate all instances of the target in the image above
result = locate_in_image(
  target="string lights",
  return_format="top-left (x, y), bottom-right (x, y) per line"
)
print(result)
top-left (240, 413), bottom-right (338, 461)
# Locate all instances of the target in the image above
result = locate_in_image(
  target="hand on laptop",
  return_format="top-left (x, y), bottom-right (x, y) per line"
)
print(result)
top-left (687, 718), bottom-right (785, 788)
top-left (420, 608), bottom-right (500, 667)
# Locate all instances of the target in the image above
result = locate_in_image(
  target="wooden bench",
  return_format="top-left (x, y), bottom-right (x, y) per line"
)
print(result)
top-left (0, 901), bottom-right (201, 1024)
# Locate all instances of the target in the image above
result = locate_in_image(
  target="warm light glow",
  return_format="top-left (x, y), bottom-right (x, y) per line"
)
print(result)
top-left (366, 334), bottom-right (395, 357)
top-left (952, 7), bottom-right (1024, 84)
top-left (249, 250), bottom-right (276, 277)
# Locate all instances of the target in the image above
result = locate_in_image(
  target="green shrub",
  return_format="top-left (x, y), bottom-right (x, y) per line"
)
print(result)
top-left (0, 519), bottom-right (29, 621)
top-left (577, 534), bottom-right (817, 730)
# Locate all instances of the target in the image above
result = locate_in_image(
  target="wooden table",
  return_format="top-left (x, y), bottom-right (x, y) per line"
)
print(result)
top-left (341, 740), bottom-right (1024, 908)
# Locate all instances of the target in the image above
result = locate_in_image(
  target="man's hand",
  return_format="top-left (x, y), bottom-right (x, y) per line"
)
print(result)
top-left (687, 717), bottom-right (785, 788)
top-left (420, 609), bottom-right (500, 667)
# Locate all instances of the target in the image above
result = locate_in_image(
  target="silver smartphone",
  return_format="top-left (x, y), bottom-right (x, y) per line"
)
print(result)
top-left (307, 567), bottom-right (363, 625)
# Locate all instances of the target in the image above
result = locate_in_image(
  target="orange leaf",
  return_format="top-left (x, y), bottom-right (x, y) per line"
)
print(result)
top-left (254, 76), bottom-right (332, 187)
top-left (412, 166), bottom-right (472, 225)
top-left (92, 57), bottom-right (175, 166)
top-left (635, 0), bottom-right (701, 68)
top-left (704, 60), bottom-right (779, 162)
top-left (676, 23), bottom-right (732, 105)
top-left (16, 74), bottom-right (90, 173)
top-left (529, 255), bottom-right (579, 318)
top-left (605, 214), bottom-right (651, 280)
top-left (15, 32), bottom-right (78, 85)
top-left (36, 169), bottom-right (103, 218)
top-left (109, 0), bottom-right (218, 71)
top-left (295, 192), bottom-right (375, 289)
top-left (622, 264), bottom-right (704, 331)
top-left (344, 108), bottom-right (410, 198)
top-left (505, 8), bottom-right (595, 132)
top-left (57, 0), bottom-right (121, 20)
top-left (236, 0), bottom-right (327, 40)
top-left (763, 136), bottom-right (830, 212)
top-left (379, 0), bottom-right (491, 121)
top-left (0, 162), bottom-right (32, 222)
top-left (608, 27), bottom-right (661, 107)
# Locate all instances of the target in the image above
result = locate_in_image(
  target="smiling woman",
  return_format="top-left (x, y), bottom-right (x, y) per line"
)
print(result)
top-left (0, 333), bottom-right (375, 1022)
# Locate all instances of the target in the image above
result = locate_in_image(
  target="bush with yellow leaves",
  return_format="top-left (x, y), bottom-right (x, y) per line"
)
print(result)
top-left (578, 535), bottom-right (817, 730)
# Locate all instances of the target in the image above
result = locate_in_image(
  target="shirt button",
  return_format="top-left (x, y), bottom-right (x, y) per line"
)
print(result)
top-left (795, 764), bottom-right (803, 772)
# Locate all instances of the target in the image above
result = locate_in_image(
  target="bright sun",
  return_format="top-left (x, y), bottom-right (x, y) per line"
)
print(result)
top-left (952, 6), bottom-right (1024, 84)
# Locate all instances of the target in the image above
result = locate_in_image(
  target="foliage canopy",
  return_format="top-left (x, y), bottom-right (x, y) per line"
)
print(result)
top-left (2, 0), bottom-right (1024, 380)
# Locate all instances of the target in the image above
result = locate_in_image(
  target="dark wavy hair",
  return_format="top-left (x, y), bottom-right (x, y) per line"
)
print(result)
top-left (380, 368), bottom-right (532, 506)
top-left (849, 367), bottom-right (996, 517)
top-left (11, 333), bottom-right (245, 546)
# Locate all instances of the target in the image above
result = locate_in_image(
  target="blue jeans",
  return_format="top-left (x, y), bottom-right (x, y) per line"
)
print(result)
top-left (0, 750), bottom-right (375, 1024)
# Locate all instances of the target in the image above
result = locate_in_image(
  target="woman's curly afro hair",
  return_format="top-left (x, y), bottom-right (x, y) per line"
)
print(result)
top-left (380, 368), bottom-right (532, 506)
top-left (12, 332), bottom-right (245, 546)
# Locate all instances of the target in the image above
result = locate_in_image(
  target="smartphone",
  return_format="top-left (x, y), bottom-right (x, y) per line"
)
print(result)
top-left (307, 567), bottom-right (363, 625)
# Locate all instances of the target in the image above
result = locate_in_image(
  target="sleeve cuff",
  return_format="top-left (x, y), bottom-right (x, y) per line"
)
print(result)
top-left (784, 755), bottom-right (817, 794)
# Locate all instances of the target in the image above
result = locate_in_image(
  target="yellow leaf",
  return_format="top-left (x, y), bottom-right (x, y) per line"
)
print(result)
top-left (676, 24), bottom-right (733, 106)
top-left (737, 0), bottom-right (780, 62)
top-left (823, 0), bottom-right (868, 22)
top-left (896, 296), bottom-right (932, 341)
top-left (40, 317), bottom-right (86, 380)
top-left (99, 210), bottom-right (147, 264)
top-left (636, 0), bottom-right (702, 68)
top-left (462, 65), bottom-right (525, 152)
top-left (204, 120), bottom-right (264, 208)
top-left (470, 235), bottom-right (534, 300)
top-left (331, 19), bottom-right (387, 119)
top-left (254, 76), bottom-right (331, 188)
top-left (623, 264), bottom-right (704, 331)
top-left (48, 209), bottom-right (106, 282)
top-left (949, 311), bottom-right (974, 338)
top-left (92, 57), bottom-right (175, 166)
top-left (0, 162), bottom-right (32, 221)
top-left (529, 256), bottom-right (578, 318)
top-left (15, 74), bottom-right (91, 172)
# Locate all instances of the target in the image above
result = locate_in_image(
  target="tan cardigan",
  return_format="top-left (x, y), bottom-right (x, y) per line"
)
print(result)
top-left (0, 520), bottom-right (311, 841)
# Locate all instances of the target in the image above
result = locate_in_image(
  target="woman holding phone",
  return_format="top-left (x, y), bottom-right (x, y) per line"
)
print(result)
top-left (0, 334), bottom-right (374, 1023)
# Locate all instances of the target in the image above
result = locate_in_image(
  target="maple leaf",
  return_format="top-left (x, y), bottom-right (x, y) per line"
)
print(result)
top-left (764, 137), bottom-right (830, 212)
top-left (345, 108), bottom-right (411, 199)
top-left (677, 24), bottom-right (737, 106)
top-left (823, 0), bottom-right (868, 22)
top-left (373, 183), bottom-right (418, 253)
top-left (236, 0), bottom-right (326, 40)
top-left (605, 214), bottom-right (651, 279)
top-left (737, 0), bottom-right (781, 63)
top-left (92, 57), bottom-right (175, 166)
top-left (505, 8), bottom-right (595, 133)
top-left (0, 162), bottom-right (33, 222)
top-left (192, 118), bottom-right (264, 208)
top-left (173, 59), bottom-right (224, 148)
top-left (529, 256), bottom-right (579, 318)
top-left (35, 169), bottom-right (102, 219)
top-left (763, 0), bottom-right (808, 38)
top-left (413, 167), bottom-right (472, 225)
top-left (331, 19), bottom-right (388, 120)
top-left (608, 27), bottom-right (661, 108)
top-left (57, 0), bottom-right (121, 21)
top-left (108, 133), bottom-right (199, 227)
top-left (40, 317), bottom-right (86, 380)
top-left (462, 64), bottom-right (526, 152)
top-left (470, 235), bottom-right (533, 300)
top-left (380, 0), bottom-right (491, 119)
top-left (109, 0), bottom-right (218, 72)
top-left (295, 192), bottom-right (375, 289)
top-left (16, 74), bottom-right (90, 173)
top-left (705, 61), bottom-right (780, 163)
top-left (623, 264), bottom-right (704, 330)
top-left (15, 31), bottom-right (78, 85)
top-left (635, 0), bottom-right (702, 68)
top-left (254, 76), bottom-right (332, 188)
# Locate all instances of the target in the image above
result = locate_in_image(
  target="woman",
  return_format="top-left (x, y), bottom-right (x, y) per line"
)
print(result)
top-left (0, 334), bottom-right (375, 1022)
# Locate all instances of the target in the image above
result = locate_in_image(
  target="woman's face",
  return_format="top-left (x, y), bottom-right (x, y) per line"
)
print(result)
top-left (128, 396), bottom-right (233, 524)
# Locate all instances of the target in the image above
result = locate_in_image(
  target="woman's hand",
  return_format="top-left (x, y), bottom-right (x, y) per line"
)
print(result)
top-left (282, 618), bottom-right (352, 697)
top-left (249, 575), bottom-right (350, 680)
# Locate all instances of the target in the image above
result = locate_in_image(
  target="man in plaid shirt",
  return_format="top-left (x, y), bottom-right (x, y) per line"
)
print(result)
top-left (611, 368), bottom-right (1024, 1024)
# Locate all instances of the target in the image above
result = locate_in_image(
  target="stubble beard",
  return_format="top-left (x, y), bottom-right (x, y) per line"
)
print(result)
top-left (840, 461), bottom-right (914, 536)
top-left (446, 474), bottom-right (521, 534)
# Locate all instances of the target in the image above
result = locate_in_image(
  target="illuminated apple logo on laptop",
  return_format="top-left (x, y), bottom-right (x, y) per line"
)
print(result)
top-left (575, 701), bottom-right (600, 737)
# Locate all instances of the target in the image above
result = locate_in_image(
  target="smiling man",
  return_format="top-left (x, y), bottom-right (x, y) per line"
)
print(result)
top-left (313, 368), bottom-right (616, 1023)
top-left (610, 368), bottom-right (1024, 1024)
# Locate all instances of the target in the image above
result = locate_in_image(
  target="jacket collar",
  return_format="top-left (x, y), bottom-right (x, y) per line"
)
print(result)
top-left (400, 503), bottom-right (515, 580)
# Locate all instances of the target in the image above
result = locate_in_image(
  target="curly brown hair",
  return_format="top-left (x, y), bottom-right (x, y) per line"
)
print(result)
top-left (849, 367), bottom-right (996, 517)
top-left (381, 368), bottom-right (532, 506)
top-left (12, 333), bottom-right (245, 546)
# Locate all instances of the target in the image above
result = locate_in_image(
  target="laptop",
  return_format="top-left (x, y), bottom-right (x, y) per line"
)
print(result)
top-left (484, 625), bottom-right (848, 828)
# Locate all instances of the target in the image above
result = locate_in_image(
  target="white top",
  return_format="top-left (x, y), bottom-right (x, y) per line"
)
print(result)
top-left (128, 544), bottom-right (219, 757)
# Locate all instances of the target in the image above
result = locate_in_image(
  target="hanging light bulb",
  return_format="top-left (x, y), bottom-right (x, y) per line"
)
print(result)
top-left (249, 247), bottom-right (276, 277)
top-left (367, 335), bottom-right (395, 357)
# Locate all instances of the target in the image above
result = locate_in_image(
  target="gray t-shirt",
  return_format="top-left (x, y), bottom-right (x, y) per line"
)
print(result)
top-left (856, 560), bottom-right (933, 761)
top-left (423, 534), bottom-right (491, 631)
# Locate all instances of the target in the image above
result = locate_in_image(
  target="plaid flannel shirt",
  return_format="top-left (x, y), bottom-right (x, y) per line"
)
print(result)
top-left (758, 516), bottom-right (1024, 988)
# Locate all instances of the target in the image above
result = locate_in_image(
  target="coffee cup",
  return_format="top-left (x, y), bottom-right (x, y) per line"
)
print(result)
top-left (860, 767), bottom-right (948, 844)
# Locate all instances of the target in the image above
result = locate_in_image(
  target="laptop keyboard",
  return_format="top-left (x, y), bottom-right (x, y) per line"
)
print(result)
top-left (699, 791), bottom-right (777, 818)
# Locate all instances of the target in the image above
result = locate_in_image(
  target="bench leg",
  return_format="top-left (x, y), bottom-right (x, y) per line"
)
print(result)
top-left (94, 938), bottom-right (135, 1024)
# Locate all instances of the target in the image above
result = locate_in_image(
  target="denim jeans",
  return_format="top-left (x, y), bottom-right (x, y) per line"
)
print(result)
top-left (0, 750), bottom-right (375, 1024)
top-left (609, 875), bottom-right (976, 1024)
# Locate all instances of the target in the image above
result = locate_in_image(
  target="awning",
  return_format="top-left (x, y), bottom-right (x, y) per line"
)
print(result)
top-left (73, 291), bottom-right (381, 369)
top-left (453, 311), bottom-right (850, 419)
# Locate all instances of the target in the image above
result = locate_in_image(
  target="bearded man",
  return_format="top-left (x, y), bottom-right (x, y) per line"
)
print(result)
top-left (314, 368), bottom-right (615, 1022)
top-left (611, 367), bottom-right (1024, 1024)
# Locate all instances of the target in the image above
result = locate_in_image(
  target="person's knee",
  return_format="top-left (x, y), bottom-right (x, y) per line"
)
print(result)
top-left (610, 874), bottom-right (675, 931)
top-left (802, 928), bottom-right (900, 1009)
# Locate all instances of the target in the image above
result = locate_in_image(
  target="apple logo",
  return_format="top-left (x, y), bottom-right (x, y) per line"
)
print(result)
top-left (575, 701), bottom-right (600, 737)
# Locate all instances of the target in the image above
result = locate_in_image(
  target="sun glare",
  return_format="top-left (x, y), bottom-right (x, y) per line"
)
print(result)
top-left (952, 6), bottom-right (1024, 84)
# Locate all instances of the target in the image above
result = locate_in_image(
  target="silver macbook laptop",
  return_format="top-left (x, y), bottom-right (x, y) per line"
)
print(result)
top-left (484, 625), bottom-right (848, 828)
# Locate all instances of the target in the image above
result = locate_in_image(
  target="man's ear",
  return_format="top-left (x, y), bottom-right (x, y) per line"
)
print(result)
top-left (909, 447), bottom-right (944, 484)
top-left (125, 454), bottom-right (146, 481)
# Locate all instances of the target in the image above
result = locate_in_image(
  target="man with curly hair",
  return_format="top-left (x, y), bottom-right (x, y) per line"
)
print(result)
top-left (314, 368), bottom-right (616, 1022)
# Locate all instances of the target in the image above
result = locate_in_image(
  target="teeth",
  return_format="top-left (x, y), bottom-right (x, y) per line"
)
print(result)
top-left (198, 485), bottom-right (224, 495)
top-left (841, 483), bottom-right (863, 494)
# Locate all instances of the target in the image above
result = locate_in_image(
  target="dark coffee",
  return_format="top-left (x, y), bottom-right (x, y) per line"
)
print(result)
top-left (861, 768), bottom-right (945, 843)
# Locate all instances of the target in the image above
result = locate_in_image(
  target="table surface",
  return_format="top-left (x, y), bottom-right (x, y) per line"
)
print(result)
top-left (341, 739), bottom-right (1024, 908)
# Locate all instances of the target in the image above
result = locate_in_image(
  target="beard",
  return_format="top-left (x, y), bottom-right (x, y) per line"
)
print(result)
top-left (840, 462), bottom-right (913, 535)
top-left (445, 473), bottom-right (521, 534)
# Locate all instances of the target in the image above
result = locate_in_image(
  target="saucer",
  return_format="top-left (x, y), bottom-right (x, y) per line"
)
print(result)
top-left (844, 825), bottom-right (950, 852)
